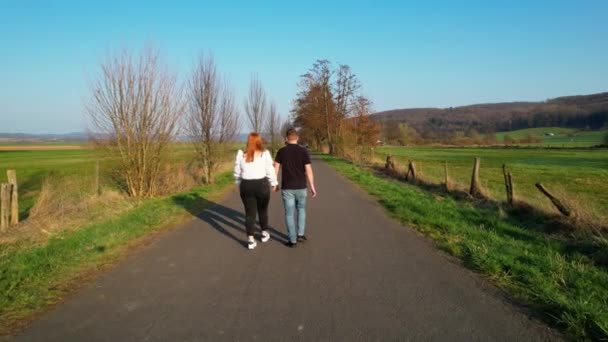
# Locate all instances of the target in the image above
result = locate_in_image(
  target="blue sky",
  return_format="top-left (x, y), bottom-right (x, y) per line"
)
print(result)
top-left (1, 0), bottom-right (607, 134)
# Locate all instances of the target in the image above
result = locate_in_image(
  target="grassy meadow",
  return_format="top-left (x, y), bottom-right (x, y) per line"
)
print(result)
top-left (375, 146), bottom-right (608, 224)
top-left (0, 149), bottom-right (101, 219)
top-left (0, 143), bottom-right (222, 221)
top-left (494, 127), bottom-right (607, 147)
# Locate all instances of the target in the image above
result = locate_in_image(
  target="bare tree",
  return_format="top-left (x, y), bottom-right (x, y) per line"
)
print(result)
top-left (265, 101), bottom-right (281, 155)
top-left (244, 74), bottom-right (267, 132)
top-left (87, 46), bottom-right (184, 198)
top-left (333, 64), bottom-right (360, 154)
top-left (186, 53), bottom-right (239, 184)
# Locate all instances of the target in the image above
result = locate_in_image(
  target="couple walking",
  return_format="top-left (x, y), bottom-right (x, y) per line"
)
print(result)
top-left (233, 128), bottom-right (316, 250)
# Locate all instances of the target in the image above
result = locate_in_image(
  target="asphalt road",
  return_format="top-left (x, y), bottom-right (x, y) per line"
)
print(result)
top-left (14, 157), bottom-right (559, 341)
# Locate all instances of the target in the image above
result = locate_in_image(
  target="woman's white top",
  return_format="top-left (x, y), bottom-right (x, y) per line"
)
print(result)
top-left (233, 149), bottom-right (278, 187)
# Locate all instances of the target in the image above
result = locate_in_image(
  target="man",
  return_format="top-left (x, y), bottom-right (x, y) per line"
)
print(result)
top-left (274, 128), bottom-right (317, 247)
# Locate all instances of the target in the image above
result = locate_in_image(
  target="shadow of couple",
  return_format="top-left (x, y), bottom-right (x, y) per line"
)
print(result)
top-left (172, 192), bottom-right (289, 248)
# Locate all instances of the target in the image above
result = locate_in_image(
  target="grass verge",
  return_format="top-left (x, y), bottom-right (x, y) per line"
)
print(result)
top-left (321, 155), bottom-right (608, 340)
top-left (0, 172), bottom-right (234, 335)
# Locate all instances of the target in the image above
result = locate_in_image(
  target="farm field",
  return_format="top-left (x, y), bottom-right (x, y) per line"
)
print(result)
top-left (376, 146), bottom-right (608, 223)
top-left (0, 149), bottom-right (101, 219)
top-left (494, 127), bottom-right (607, 147)
top-left (0, 144), bottom-right (213, 220)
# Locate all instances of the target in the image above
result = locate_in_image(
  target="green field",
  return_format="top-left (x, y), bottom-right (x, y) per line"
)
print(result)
top-left (0, 144), bottom-right (218, 220)
top-left (0, 149), bottom-right (102, 219)
top-left (495, 127), bottom-right (607, 147)
top-left (376, 146), bottom-right (608, 223)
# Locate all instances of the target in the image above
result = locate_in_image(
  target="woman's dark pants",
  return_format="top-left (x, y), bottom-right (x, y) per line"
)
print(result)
top-left (239, 179), bottom-right (270, 236)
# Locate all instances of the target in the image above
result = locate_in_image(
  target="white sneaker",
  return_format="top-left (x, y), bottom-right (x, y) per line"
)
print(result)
top-left (248, 239), bottom-right (257, 250)
top-left (261, 231), bottom-right (270, 243)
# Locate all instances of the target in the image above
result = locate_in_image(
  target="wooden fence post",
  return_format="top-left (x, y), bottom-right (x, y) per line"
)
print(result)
top-left (1, 183), bottom-right (12, 232)
top-left (444, 161), bottom-right (450, 191)
top-left (95, 160), bottom-right (100, 196)
top-left (502, 164), bottom-right (514, 205)
top-left (371, 147), bottom-right (375, 163)
top-left (535, 183), bottom-right (573, 217)
top-left (7, 170), bottom-right (18, 225)
top-left (507, 172), bottom-right (514, 204)
top-left (385, 155), bottom-right (395, 173)
top-left (384, 154), bottom-right (395, 170)
top-left (469, 157), bottom-right (481, 196)
top-left (406, 160), bottom-right (417, 181)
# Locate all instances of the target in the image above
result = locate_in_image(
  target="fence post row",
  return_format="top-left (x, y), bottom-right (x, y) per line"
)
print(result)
top-left (379, 156), bottom-right (574, 219)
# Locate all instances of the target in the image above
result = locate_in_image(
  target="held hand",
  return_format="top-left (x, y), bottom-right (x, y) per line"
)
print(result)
top-left (310, 187), bottom-right (317, 198)
top-left (272, 186), bottom-right (280, 193)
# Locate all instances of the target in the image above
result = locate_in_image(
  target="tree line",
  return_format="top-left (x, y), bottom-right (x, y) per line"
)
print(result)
top-left (87, 46), bottom-right (289, 198)
top-left (372, 93), bottom-right (608, 145)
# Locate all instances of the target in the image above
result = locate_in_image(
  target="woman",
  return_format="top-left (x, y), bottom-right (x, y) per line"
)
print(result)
top-left (233, 133), bottom-right (278, 250)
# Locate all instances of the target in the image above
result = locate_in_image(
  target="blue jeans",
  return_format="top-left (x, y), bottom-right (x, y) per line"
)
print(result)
top-left (281, 189), bottom-right (307, 243)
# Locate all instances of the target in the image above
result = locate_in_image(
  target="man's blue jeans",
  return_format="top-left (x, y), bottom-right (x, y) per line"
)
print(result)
top-left (281, 189), bottom-right (307, 243)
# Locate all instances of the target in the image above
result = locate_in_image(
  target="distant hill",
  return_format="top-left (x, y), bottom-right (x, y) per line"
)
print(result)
top-left (0, 132), bottom-right (250, 144)
top-left (371, 92), bottom-right (608, 139)
top-left (0, 132), bottom-right (88, 142)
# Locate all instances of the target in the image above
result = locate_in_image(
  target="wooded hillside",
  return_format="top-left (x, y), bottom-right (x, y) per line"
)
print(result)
top-left (371, 92), bottom-right (608, 140)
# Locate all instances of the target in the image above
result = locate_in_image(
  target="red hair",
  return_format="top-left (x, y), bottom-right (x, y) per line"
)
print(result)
top-left (245, 133), bottom-right (264, 162)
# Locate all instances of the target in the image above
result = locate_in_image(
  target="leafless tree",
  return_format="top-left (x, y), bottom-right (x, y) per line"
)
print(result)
top-left (244, 74), bottom-right (267, 132)
top-left (265, 101), bottom-right (281, 155)
top-left (333, 64), bottom-right (360, 154)
top-left (87, 46), bottom-right (184, 198)
top-left (186, 53), bottom-right (239, 184)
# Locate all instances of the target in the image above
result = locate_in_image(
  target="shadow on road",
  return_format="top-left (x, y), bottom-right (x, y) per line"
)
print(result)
top-left (172, 192), bottom-right (289, 248)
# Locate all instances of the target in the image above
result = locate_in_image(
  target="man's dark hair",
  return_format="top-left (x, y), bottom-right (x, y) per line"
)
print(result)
top-left (286, 128), bottom-right (298, 139)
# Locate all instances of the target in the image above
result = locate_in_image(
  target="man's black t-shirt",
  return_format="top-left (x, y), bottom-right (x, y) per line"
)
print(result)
top-left (275, 144), bottom-right (311, 190)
